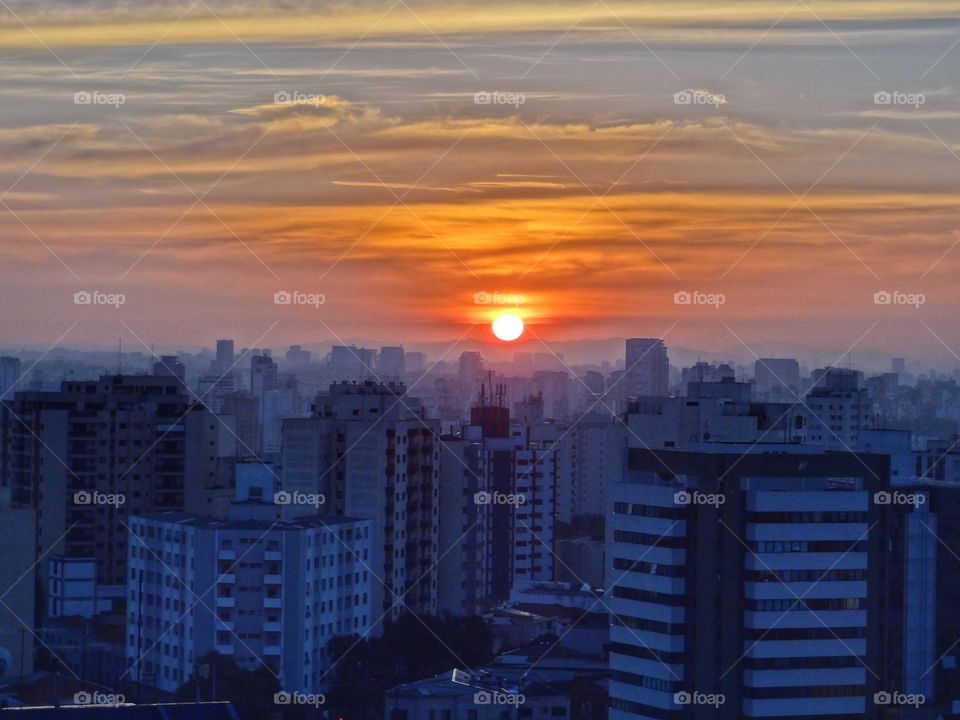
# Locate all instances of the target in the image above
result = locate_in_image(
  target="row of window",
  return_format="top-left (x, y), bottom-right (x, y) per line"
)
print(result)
top-left (613, 557), bottom-right (685, 578)
top-left (747, 597), bottom-right (863, 611)
top-left (752, 540), bottom-right (866, 553)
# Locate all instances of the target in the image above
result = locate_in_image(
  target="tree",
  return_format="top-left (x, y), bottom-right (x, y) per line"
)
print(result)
top-left (175, 651), bottom-right (280, 720)
top-left (325, 614), bottom-right (495, 720)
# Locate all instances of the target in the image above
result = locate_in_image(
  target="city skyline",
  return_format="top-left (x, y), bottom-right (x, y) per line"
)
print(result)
top-left (2, 3), bottom-right (960, 719)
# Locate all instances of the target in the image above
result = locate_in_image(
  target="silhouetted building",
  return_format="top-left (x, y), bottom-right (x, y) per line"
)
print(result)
top-left (754, 358), bottom-right (800, 401)
top-left (0, 355), bottom-right (21, 400)
top-left (624, 338), bottom-right (669, 401)
top-left (1, 375), bottom-right (217, 596)
top-left (378, 346), bottom-right (405, 382)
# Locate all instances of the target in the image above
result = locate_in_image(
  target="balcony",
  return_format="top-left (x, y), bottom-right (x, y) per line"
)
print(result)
top-left (264, 551), bottom-right (282, 561)
top-left (263, 621), bottom-right (282, 632)
top-left (263, 645), bottom-right (281, 656)
top-left (216, 596), bottom-right (235, 608)
top-left (218, 550), bottom-right (236, 561)
top-left (214, 644), bottom-right (234, 655)
top-left (264, 574), bottom-right (282, 585)
top-left (218, 574), bottom-right (236, 584)
top-left (264, 597), bottom-right (282, 609)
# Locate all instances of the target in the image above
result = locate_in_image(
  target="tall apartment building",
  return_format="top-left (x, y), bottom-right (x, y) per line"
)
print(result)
top-left (608, 445), bottom-right (899, 719)
top-left (328, 345), bottom-right (376, 383)
top-left (457, 351), bottom-right (485, 415)
top-left (0, 355), bottom-right (21, 400)
top-left (804, 368), bottom-right (874, 450)
top-left (250, 352), bottom-right (277, 399)
top-left (753, 358), bottom-right (800, 401)
top-left (436, 393), bottom-right (562, 610)
top-left (285, 344), bottom-right (312, 367)
top-left (214, 339), bottom-right (235, 375)
top-left (624, 339), bottom-right (669, 402)
top-left (436, 431), bottom-right (484, 617)
top-left (1, 375), bottom-right (218, 595)
top-left (511, 422), bottom-right (559, 588)
top-left (0, 487), bottom-right (35, 678)
top-left (259, 373), bottom-right (301, 457)
top-left (378, 346), bottom-right (406, 382)
top-left (281, 381), bottom-right (440, 623)
top-left (152, 355), bottom-right (185, 384)
top-left (625, 377), bottom-right (805, 450)
top-left (561, 412), bottom-right (625, 519)
top-left (126, 509), bottom-right (371, 694)
top-left (531, 370), bottom-right (573, 421)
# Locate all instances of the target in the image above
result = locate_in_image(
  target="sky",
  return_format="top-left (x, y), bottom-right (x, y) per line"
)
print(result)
top-left (0, 0), bottom-right (959, 367)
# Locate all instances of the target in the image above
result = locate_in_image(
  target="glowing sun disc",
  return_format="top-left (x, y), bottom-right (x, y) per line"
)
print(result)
top-left (492, 313), bottom-right (524, 341)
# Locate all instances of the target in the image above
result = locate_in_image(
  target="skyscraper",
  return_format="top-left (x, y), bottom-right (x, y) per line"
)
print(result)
top-left (1, 375), bottom-right (218, 595)
top-left (214, 339), bottom-right (234, 374)
top-left (624, 338), bottom-right (669, 400)
top-left (608, 445), bottom-right (897, 719)
top-left (378, 346), bottom-right (405, 382)
top-left (281, 381), bottom-right (439, 623)
top-left (754, 358), bottom-right (800, 401)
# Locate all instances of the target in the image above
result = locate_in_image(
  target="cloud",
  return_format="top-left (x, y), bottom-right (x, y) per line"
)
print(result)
top-left (0, 1), bottom-right (958, 49)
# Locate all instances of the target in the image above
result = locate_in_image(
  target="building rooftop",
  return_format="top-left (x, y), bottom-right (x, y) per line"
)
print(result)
top-left (132, 510), bottom-right (365, 531)
top-left (389, 671), bottom-right (562, 699)
top-left (1, 702), bottom-right (239, 719)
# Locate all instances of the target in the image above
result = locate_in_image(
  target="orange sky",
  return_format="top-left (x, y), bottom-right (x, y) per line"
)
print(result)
top-left (0, 1), bottom-right (959, 366)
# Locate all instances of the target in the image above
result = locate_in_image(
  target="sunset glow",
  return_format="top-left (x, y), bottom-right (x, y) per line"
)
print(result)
top-left (0, 0), bottom-right (956, 365)
top-left (492, 313), bottom-right (524, 342)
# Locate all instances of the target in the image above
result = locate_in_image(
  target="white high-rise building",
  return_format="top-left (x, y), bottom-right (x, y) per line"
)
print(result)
top-left (281, 381), bottom-right (440, 622)
top-left (126, 510), bottom-right (371, 694)
top-left (803, 368), bottom-right (874, 450)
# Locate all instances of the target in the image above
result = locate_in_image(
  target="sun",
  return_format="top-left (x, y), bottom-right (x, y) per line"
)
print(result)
top-left (492, 313), bottom-right (524, 342)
